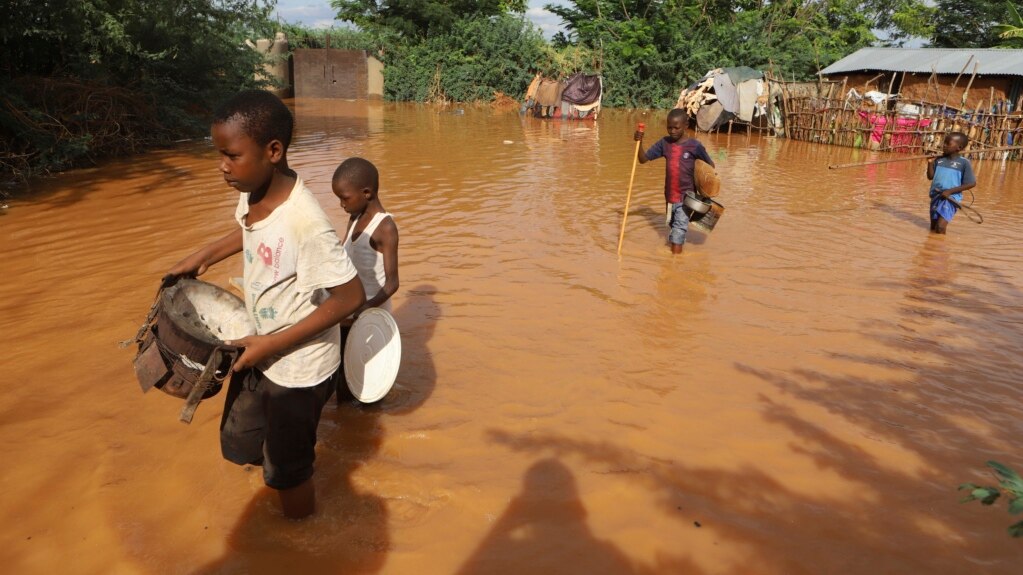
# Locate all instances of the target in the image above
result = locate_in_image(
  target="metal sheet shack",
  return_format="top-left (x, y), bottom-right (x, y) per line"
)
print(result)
top-left (292, 49), bottom-right (384, 99)
top-left (780, 48), bottom-right (1023, 159)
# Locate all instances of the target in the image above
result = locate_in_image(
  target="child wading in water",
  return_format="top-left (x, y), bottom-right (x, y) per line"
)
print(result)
top-left (927, 131), bottom-right (977, 234)
top-left (332, 157), bottom-right (399, 317)
top-left (167, 90), bottom-right (366, 519)
top-left (635, 108), bottom-right (715, 253)
top-left (331, 157), bottom-right (399, 401)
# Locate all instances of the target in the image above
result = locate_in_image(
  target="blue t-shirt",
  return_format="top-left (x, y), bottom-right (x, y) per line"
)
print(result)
top-left (930, 156), bottom-right (975, 203)
top-left (645, 137), bottom-right (714, 203)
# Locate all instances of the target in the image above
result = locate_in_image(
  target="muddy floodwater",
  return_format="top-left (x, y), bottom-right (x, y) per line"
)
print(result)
top-left (2, 101), bottom-right (1023, 574)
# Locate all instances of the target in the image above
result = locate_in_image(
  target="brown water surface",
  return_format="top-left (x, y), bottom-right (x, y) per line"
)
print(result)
top-left (2, 101), bottom-right (1023, 574)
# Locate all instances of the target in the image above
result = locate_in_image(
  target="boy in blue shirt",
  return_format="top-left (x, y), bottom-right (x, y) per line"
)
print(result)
top-left (635, 108), bottom-right (714, 254)
top-left (927, 132), bottom-right (977, 235)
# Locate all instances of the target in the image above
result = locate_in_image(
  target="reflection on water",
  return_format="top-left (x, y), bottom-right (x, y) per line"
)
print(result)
top-left (1, 101), bottom-right (1022, 574)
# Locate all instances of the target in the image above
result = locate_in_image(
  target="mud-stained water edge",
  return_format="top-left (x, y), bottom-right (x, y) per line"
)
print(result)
top-left (2, 101), bottom-right (1022, 574)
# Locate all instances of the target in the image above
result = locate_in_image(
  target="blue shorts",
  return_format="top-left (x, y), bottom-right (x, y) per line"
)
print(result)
top-left (930, 191), bottom-right (959, 222)
top-left (220, 369), bottom-right (337, 490)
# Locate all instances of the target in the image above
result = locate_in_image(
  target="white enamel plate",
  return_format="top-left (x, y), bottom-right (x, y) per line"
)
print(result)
top-left (344, 308), bottom-right (402, 403)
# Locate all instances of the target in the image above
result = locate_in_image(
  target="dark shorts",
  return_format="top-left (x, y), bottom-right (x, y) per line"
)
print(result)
top-left (220, 368), bottom-right (337, 490)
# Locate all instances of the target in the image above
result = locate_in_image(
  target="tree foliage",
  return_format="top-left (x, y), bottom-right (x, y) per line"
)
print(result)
top-left (931, 0), bottom-right (1018, 47)
top-left (1, 0), bottom-right (277, 181)
top-left (992, 1), bottom-right (1023, 47)
top-left (12, 0), bottom-right (1022, 183)
top-left (382, 14), bottom-right (547, 102)
top-left (279, 21), bottom-right (383, 51)
top-left (331, 0), bottom-right (527, 38)
top-left (543, 0), bottom-right (916, 107)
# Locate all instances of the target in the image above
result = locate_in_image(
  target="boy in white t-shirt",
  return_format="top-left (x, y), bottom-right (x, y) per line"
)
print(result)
top-left (167, 90), bottom-right (365, 519)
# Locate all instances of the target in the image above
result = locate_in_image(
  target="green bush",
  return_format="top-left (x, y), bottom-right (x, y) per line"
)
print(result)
top-left (381, 14), bottom-right (548, 103)
top-left (1, 0), bottom-right (277, 182)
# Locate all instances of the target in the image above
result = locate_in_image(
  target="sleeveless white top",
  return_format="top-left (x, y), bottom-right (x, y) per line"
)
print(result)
top-left (343, 211), bottom-right (393, 312)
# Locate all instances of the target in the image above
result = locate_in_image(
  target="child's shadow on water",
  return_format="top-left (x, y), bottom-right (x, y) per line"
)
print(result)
top-left (868, 199), bottom-right (930, 229)
top-left (454, 459), bottom-right (640, 575)
top-left (630, 205), bottom-right (709, 246)
top-left (630, 205), bottom-right (666, 234)
top-left (378, 284), bottom-right (439, 415)
top-left (193, 286), bottom-right (440, 574)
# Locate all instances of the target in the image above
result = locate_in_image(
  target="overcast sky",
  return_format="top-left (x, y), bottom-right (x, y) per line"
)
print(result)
top-left (273, 0), bottom-right (567, 37)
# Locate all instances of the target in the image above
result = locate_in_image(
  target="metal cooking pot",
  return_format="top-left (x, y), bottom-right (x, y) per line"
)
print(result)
top-left (683, 193), bottom-right (712, 214)
top-left (131, 278), bottom-right (252, 423)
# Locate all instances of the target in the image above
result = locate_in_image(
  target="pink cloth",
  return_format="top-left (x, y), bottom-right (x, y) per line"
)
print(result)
top-left (858, 111), bottom-right (932, 151)
top-left (858, 111), bottom-right (887, 143)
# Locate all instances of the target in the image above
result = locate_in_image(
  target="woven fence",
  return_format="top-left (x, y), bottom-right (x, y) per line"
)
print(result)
top-left (772, 77), bottom-right (1023, 161)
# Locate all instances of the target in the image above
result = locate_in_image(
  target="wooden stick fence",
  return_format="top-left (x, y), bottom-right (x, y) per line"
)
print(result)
top-left (770, 76), bottom-right (1023, 162)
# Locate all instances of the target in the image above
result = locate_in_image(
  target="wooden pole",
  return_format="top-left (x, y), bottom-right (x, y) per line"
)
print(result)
top-left (836, 77), bottom-right (848, 144)
top-left (779, 75), bottom-right (791, 128)
top-left (969, 102), bottom-right (983, 143)
top-left (617, 123), bottom-right (645, 255)
top-left (828, 144), bottom-right (1023, 169)
top-left (941, 54), bottom-right (974, 110)
top-left (986, 87), bottom-right (996, 148)
top-left (998, 105), bottom-right (1010, 150)
top-left (961, 61), bottom-right (979, 109)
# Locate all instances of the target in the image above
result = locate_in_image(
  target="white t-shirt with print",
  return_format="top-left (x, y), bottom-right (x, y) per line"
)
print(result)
top-left (234, 177), bottom-right (358, 388)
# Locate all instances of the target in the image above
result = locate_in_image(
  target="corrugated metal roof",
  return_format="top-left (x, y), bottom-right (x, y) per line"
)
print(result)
top-left (819, 48), bottom-right (1023, 77)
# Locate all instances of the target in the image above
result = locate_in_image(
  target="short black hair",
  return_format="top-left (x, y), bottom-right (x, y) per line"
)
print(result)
top-left (667, 108), bottom-right (687, 123)
top-left (212, 90), bottom-right (294, 149)
top-left (947, 131), bottom-right (969, 148)
top-left (333, 157), bottom-right (379, 194)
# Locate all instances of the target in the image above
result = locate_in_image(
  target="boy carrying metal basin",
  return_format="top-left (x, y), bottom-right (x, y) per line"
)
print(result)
top-left (166, 90), bottom-right (366, 519)
top-left (634, 108), bottom-right (716, 253)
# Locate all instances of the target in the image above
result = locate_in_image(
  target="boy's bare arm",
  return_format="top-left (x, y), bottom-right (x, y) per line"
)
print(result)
top-left (228, 277), bottom-right (366, 371)
top-left (167, 228), bottom-right (243, 278)
top-left (939, 180), bottom-right (977, 198)
top-left (926, 157), bottom-right (936, 180)
top-left (359, 220), bottom-right (399, 314)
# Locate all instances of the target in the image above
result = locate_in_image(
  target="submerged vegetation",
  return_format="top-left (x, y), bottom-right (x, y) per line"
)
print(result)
top-left (2, 0), bottom-right (1021, 183)
top-left (960, 461), bottom-right (1023, 538)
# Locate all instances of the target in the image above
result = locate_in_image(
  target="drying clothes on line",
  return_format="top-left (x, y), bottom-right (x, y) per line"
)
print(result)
top-left (521, 72), bottom-right (603, 121)
top-left (677, 66), bottom-right (766, 126)
top-left (713, 74), bottom-right (740, 116)
top-left (524, 74), bottom-right (542, 102)
top-left (535, 80), bottom-right (564, 107)
top-left (561, 74), bottom-right (602, 105)
top-left (736, 79), bottom-right (760, 122)
top-left (864, 90), bottom-right (897, 105)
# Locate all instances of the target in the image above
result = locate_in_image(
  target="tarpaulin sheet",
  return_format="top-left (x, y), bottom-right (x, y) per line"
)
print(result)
top-left (561, 73), bottom-right (602, 105)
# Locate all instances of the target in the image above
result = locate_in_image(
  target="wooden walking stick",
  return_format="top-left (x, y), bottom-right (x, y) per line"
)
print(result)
top-left (617, 122), bottom-right (645, 255)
